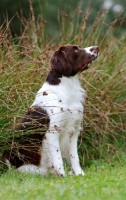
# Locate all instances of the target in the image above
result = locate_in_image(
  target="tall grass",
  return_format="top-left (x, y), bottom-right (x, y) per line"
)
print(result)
top-left (0, 6), bottom-right (126, 173)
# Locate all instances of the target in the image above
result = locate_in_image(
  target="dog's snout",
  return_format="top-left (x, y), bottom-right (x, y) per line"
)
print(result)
top-left (90, 46), bottom-right (99, 53)
top-left (84, 46), bottom-right (99, 56)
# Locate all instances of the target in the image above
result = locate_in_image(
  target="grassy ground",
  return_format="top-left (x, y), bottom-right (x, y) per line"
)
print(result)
top-left (0, 163), bottom-right (126, 200)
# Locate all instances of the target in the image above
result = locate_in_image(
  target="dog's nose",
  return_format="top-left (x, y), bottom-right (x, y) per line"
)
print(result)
top-left (90, 46), bottom-right (99, 53)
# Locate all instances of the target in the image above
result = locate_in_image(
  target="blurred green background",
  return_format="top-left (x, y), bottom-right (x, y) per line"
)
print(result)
top-left (0, 0), bottom-right (126, 38)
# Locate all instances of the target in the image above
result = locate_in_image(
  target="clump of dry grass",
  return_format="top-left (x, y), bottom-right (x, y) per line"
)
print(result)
top-left (0, 6), bottom-right (126, 172)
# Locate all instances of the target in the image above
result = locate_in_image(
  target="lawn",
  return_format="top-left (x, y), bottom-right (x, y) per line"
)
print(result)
top-left (0, 163), bottom-right (126, 200)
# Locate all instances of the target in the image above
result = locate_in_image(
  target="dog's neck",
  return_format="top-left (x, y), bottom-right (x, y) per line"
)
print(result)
top-left (46, 70), bottom-right (62, 85)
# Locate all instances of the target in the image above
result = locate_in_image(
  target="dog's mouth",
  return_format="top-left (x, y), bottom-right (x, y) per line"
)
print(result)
top-left (81, 55), bottom-right (98, 71)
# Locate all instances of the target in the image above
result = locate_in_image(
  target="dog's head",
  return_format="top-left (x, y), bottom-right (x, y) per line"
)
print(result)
top-left (50, 44), bottom-right (99, 76)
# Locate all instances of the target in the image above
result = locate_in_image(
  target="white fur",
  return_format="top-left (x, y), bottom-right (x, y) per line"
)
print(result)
top-left (84, 46), bottom-right (98, 58)
top-left (32, 75), bottom-right (85, 176)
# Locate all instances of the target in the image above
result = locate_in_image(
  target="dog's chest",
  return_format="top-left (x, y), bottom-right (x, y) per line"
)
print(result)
top-left (32, 76), bottom-right (85, 128)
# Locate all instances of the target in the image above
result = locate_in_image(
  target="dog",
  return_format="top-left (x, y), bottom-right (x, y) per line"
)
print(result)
top-left (3, 44), bottom-right (99, 176)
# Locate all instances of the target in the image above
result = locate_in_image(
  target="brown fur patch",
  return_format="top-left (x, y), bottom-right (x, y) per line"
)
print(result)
top-left (3, 107), bottom-right (50, 168)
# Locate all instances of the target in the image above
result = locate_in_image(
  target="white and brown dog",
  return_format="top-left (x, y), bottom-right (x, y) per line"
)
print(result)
top-left (3, 45), bottom-right (99, 176)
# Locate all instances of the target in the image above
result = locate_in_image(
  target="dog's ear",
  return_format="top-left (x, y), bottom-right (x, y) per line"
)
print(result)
top-left (50, 46), bottom-right (72, 76)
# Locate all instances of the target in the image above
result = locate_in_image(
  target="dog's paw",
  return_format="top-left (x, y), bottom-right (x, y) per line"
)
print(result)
top-left (68, 169), bottom-right (85, 176)
top-left (72, 168), bottom-right (85, 176)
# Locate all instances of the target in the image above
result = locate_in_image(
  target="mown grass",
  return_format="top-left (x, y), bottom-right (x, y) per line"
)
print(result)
top-left (0, 163), bottom-right (126, 200)
top-left (0, 4), bottom-right (126, 173)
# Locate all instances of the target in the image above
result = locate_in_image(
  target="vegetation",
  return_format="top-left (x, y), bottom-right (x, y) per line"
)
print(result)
top-left (0, 164), bottom-right (126, 200)
top-left (0, 0), bottom-right (126, 36)
top-left (0, 2), bottom-right (126, 175)
top-left (0, 3), bottom-right (126, 200)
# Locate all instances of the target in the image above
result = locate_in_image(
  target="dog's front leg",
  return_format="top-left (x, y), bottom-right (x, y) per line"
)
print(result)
top-left (69, 132), bottom-right (84, 176)
top-left (43, 131), bottom-right (65, 176)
